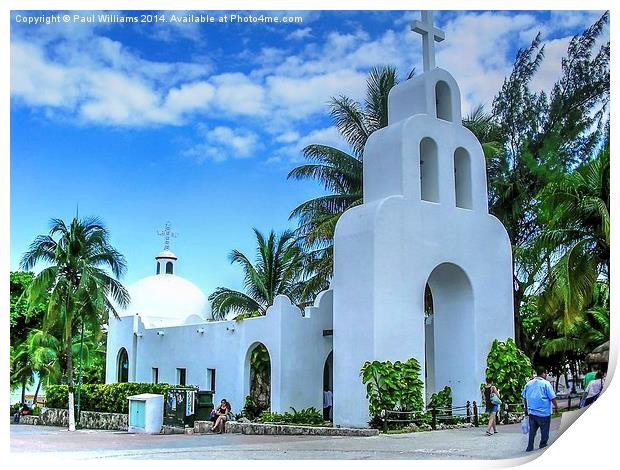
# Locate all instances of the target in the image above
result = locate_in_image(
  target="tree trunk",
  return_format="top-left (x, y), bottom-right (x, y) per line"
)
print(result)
top-left (21, 378), bottom-right (26, 404)
top-left (67, 345), bottom-right (76, 431)
top-left (513, 280), bottom-right (525, 349)
top-left (569, 360), bottom-right (578, 393)
top-left (33, 378), bottom-right (42, 406)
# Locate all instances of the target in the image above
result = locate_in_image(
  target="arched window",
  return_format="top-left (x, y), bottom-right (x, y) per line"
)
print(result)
top-left (156, 262), bottom-right (161, 275)
top-left (245, 342), bottom-right (271, 411)
top-left (165, 261), bottom-right (174, 274)
top-left (420, 137), bottom-right (439, 202)
top-left (454, 147), bottom-right (473, 209)
top-left (117, 348), bottom-right (129, 383)
top-left (435, 81), bottom-right (453, 122)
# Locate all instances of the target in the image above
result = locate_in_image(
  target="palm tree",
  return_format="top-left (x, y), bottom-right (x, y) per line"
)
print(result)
top-left (288, 66), bottom-right (404, 297)
top-left (26, 329), bottom-right (62, 403)
top-left (10, 341), bottom-right (35, 404)
top-left (462, 104), bottom-right (503, 161)
top-left (209, 229), bottom-right (304, 320)
top-left (20, 216), bottom-right (130, 431)
top-left (537, 143), bottom-right (609, 328)
top-left (541, 283), bottom-right (609, 358)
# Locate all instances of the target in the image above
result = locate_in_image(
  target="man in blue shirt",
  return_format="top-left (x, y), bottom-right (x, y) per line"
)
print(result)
top-left (522, 367), bottom-right (559, 452)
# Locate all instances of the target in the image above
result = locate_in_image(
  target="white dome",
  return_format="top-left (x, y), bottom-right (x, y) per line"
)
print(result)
top-left (156, 250), bottom-right (177, 259)
top-left (120, 274), bottom-right (212, 326)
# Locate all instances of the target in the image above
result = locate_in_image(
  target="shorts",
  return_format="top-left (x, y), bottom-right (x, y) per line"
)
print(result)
top-left (486, 405), bottom-right (499, 414)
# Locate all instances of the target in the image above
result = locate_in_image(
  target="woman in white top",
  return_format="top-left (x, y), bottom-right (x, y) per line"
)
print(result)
top-left (582, 371), bottom-right (605, 407)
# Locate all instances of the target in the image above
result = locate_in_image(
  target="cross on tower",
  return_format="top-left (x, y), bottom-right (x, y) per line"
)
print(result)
top-left (411, 10), bottom-right (445, 72)
top-left (157, 221), bottom-right (178, 251)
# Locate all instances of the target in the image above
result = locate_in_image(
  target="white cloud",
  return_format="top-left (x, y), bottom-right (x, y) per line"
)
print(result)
top-left (267, 69), bottom-right (367, 116)
top-left (211, 73), bottom-right (267, 117)
top-left (164, 81), bottom-right (215, 114)
top-left (11, 41), bottom-right (80, 108)
top-left (547, 11), bottom-right (605, 33)
top-left (529, 36), bottom-right (572, 94)
top-left (183, 125), bottom-right (260, 163)
top-left (286, 27), bottom-right (312, 41)
top-left (275, 131), bottom-right (300, 143)
top-left (79, 70), bottom-right (170, 125)
top-left (276, 126), bottom-right (350, 163)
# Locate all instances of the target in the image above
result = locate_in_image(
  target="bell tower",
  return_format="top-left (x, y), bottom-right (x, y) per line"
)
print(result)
top-left (331, 11), bottom-right (514, 427)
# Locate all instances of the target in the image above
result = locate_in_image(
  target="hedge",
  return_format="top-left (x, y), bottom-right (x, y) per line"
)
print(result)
top-left (45, 383), bottom-right (196, 414)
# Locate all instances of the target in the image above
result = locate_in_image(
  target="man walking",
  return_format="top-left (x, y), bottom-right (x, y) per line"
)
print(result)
top-left (522, 367), bottom-right (559, 452)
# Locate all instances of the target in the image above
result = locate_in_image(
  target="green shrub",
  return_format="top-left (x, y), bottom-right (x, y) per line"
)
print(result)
top-left (44, 383), bottom-right (191, 414)
top-left (257, 407), bottom-right (324, 426)
top-left (241, 395), bottom-right (267, 420)
top-left (483, 339), bottom-right (533, 406)
top-left (429, 386), bottom-right (452, 411)
top-left (360, 357), bottom-right (424, 425)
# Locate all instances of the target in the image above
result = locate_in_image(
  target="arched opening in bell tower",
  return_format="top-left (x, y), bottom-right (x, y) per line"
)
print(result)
top-left (454, 147), bottom-right (473, 209)
top-left (420, 137), bottom-right (439, 202)
top-left (435, 80), bottom-right (453, 122)
top-left (423, 263), bottom-right (476, 407)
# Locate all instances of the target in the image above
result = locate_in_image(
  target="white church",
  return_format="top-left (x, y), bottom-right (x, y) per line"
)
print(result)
top-left (105, 12), bottom-right (515, 428)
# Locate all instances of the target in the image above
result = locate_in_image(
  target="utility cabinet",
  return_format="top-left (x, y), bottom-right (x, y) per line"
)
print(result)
top-left (127, 393), bottom-right (164, 434)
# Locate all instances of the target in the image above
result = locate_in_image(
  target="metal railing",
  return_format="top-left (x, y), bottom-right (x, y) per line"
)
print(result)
top-left (382, 401), bottom-right (481, 431)
top-left (382, 393), bottom-right (583, 432)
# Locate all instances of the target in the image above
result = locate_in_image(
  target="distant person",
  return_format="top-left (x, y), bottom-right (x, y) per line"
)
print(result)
top-left (12, 402), bottom-right (30, 424)
top-left (483, 378), bottom-right (500, 436)
top-left (522, 367), bottom-right (559, 452)
top-left (582, 365), bottom-right (599, 390)
top-left (211, 399), bottom-right (232, 434)
top-left (323, 388), bottom-right (333, 421)
top-left (581, 371), bottom-right (605, 407)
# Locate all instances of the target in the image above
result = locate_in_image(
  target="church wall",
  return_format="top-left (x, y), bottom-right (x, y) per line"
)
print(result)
top-left (105, 315), bottom-right (138, 384)
top-left (332, 202), bottom-right (379, 428)
top-left (280, 290), bottom-right (333, 413)
top-left (106, 293), bottom-right (333, 417)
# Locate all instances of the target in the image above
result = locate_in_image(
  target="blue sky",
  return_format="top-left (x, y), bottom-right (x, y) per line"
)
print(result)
top-left (10, 9), bottom-right (608, 295)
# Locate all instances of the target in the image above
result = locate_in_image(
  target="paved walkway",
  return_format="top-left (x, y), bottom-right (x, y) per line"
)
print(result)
top-left (9, 419), bottom-right (560, 460)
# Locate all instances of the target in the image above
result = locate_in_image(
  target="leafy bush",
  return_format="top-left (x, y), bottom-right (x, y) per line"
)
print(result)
top-left (233, 311), bottom-right (263, 321)
top-left (257, 407), bottom-right (324, 426)
top-left (360, 357), bottom-right (424, 424)
top-left (241, 395), bottom-right (268, 420)
top-left (45, 383), bottom-right (191, 414)
top-left (10, 403), bottom-right (20, 416)
top-left (484, 339), bottom-right (533, 406)
top-left (429, 386), bottom-right (452, 411)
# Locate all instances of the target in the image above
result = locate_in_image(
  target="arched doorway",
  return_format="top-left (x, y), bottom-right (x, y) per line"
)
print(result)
top-left (323, 351), bottom-right (333, 421)
top-left (117, 347), bottom-right (129, 383)
top-left (424, 284), bottom-right (435, 402)
top-left (245, 342), bottom-right (271, 411)
top-left (423, 263), bottom-right (475, 407)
